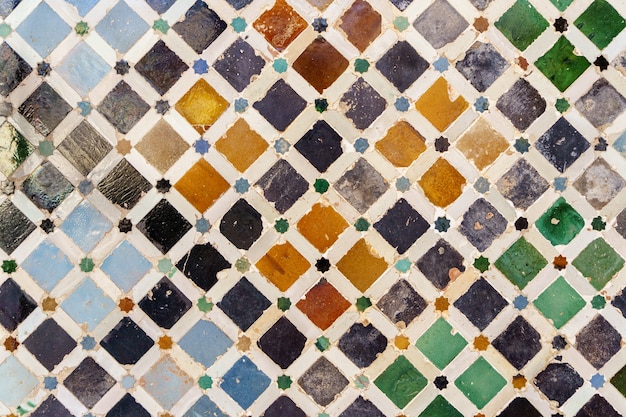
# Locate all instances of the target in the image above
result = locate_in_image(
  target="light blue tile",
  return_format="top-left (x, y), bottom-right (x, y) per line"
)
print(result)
top-left (16, 2), bottom-right (70, 58)
top-left (22, 240), bottom-right (73, 291)
top-left (61, 200), bottom-right (112, 253)
top-left (221, 356), bottom-right (270, 409)
top-left (61, 278), bottom-right (115, 331)
top-left (142, 356), bottom-right (193, 409)
top-left (179, 320), bottom-right (232, 367)
top-left (183, 396), bottom-right (228, 417)
top-left (0, 356), bottom-right (38, 407)
top-left (57, 42), bottom-right (110, 96)
top-left (95, 1), bottom-right (149, 53)
top-left (613, 130), bottom-right (626, 158)
top-left (101, 241), bottom-right (151, 292)
top-left (65, 0), bottom-right (98, 16)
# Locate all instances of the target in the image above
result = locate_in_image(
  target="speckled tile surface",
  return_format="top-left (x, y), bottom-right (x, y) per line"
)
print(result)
top-left (1, 0), bottom-right (626, 416)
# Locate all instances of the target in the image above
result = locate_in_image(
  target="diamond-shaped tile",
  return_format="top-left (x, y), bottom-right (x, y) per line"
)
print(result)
top-left (98, 81), bottom-right (150, 134)
top-left (22, 161), bottom-right (74, 213)
top-left (574, 0), bottom-right (626, 49)
top-left (173, 1), bottom-right (226, 54)
top-left (101, 241), bottom-right (152, 292)
top-left (258, 316), bottom-right (306, 369)
top-left (536, 118), bottom-right (590, 173)
top-left (296, 278), bottom-right (351, 330)
top-left (377, 279), bottom-right (427, 326)
top-left (30, 395), bottom-right (72, 417)
top-left (95, 1), bottom-right (148, 53)
top-left (611, 364), bottom-right (626, 398)
top-left (415, 78), bottom-right (468, 131)
top-left (495, 237), bottom-right (547, 289)
top-left (0, 121), bottom-right (33, 178)
top-left (417, 317), bottom-right (467, 370)
top-left (459, 198), bottom-right (507, 252)
top-left (456, 42), bottom-right (509, 92)
top-left (534, 363), bottom-right (583, 406)
top-left (375, 121), bottom-right (426, 167)
top-left (254, 80), bottom-right (306, 132)
top-left (339, 0), bottom-right (381, 52)
top-left (456, 118), bottom-right (509, 171)
top-left (64, 357), bottom-right (115, 408)
top-left (0, 278), bottom-right (36, 332)
top-left (256, 241), bottom-right (310, 291)
top-left (576, 79), bottom-right (626, 129)
top-left (137, 199), bottom-right (192, 253)
top-left (389, 0), bottom-right (413, 10)
top-left (139, 278), bottom-right (191, 329)
top-left (219, 199), bottom-right (263, 250)
top-left (176, 243), bottom-right (230, 291)
top-left (16, 2), bottom-right (70, 57)
top-left (572, 238), bottom-right (624, 290)
top-left (0, 199), bottom-right (36, 255)
top-left (495, 0), bottom-right (549, 51)
top-left (146, 0), bottom-right (176, 13)
top-left (574, 158), bottom-right (625, 210)
top-left (612, 288), bottom-right (626, 318)
top-left (221, 356), bottom-right (270, 409)
top-left (534, 276), bottom-right (585, 329)
top-left (337, 238), bottom-right (388, 292)
top-left (492, 316), bottom-right (541, 370)
top-left (0, 42), bottom-right (31, 97)
top-left (497, 79), bottom-right (546, 131)
top-left (23, 318), bottom-right (76, 371)
top-left (535, 36), bottom-right (590, 92)
top-left (375, 356), bottom-right (427, 409)
top-left (293, 38), bottom-right (349, 93)
top-left (184, 396), bottom-right (228, 417)
top-left (256, 159), bottom-right (308, 213)
top-left (136, 120), bottom-right (188, 174)
top-left (0, 356), bottom-right (38, 406)
top-left (454, 277), bottom-right (508, 330)
top-left (299, 357), bottom-right (348, 406)
top-left (22, 240), bottom-right (72, 291)
top-left (334, 158), bottom-right (388, 213)
top-left (180, 320), bottom-right (232, 367)
top-left (420, 396), bottom-right (463, 417)
top-left (375, 198), bottom-right (429, 254)
top-left (340, 396), bottom-right (384, 417)
top-left (263, 396), bottom-right (305, 417)
top-left (61, 200), bottom-right (112, 253)
top-left (217, 277), bottom-right (271, 331)
top-left (58, 121), bottom-right (112, 176)
top-left (339, 323), bottom-right (387, 368)
top-left (341, 77), bottom-right (387, 130)
top-left (498, 398), bottom-right (542, 417)
top-left (577, 395), bottom-right (621, 417)
top-left (417, 239), bottom-right (465, 290)
top-left (57, 42), bottom-right (110, 97)
top-left (419, 158), bottom-right (466, 207)
top-left (176, 79), bottom-right (228, 134)
top-left (376, 41), bottom-right (428, 93)
top-left (413, 0), bottom-right (468, 49)
top-left (295, 120), bottom-right (343, 172)
top-left (19, 82), bottom-right (72, 136)
top-left (455, 357), bottom-right (506, 409)
top-left (577, 315), bottom-right (622, 369)
top-left (298, 202), bottom-right (348, 253)
top-left (98, 159), bottom-right (152, 210)
top-left (142, 355), bottom-right (193, 409)
top-left (536, 197), bottom-right (584, 245)
top-left (61, 278), bottom-right (115, 331)
top-left (106, 394), bottom-right (150, 417)
top-left (174, 159), bottom-right (229, 213)
top-left (253, 0), bottom-right (307, 51)
top-left (100, 317), bottom-right (154, 365)
top-left (136, 40), bottom-right (188, 95)
top-left (215, 119), bottom-right (267, 173)
top-left (496, 159), bottom-right (550, 210)
top-left (214, 39), bottom-right (265, 93)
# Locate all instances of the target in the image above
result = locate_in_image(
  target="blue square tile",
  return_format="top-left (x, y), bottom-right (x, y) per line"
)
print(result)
top-left (179, 320), bottom-right (232, 367)
top-left (183, 396), bottom-right (228, 417)
top-left (65, 0), bottom-right (98, 16)
top-left (95, 1), bottom-right (149, 53)
top-left (101, 241), bottom-right (152, 292)
top-left (221, 356), bottom-right (270, 409)
top-left (142, 356), bottom-right (193, 409)
top-left (57, 42), bottom-right (110, 96)
top-left (0, 356), bottom-right (38, 407)
top-left (61, 278), bottom-right (116, 331)
top-left (16, 2), bottom-right (70, 58)
top-left (22, 240), bottom-right (73, 291)
top-left (61, 201), bottom-right (112, 253)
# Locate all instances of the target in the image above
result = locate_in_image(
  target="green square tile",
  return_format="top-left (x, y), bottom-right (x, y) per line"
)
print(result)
top-left (535, 197), bottom-right (585, 245)
top-left (572, 238), bottom-right (624, 290)
top-left (533, 276), bottom-right (585, 329)
top-left (574, 0), bottom-right (626, 49)
top-left (611, 365), bottom-right (626, 397)
top-left (419, 395), bottom-right (463, 417)
top-left (416, 318), bottom-right (467, 370)
top-left (495, 237), bottom-right (548, 289)
top-left (550, 0), bottom-right (574, 11)
top-left (495, 0), bottom-right (549, 51)
top-left (455, 357), bottom-right (506, 409)
top-left (374, 356), bottom-right (427, 409)
top-left (535, 36), bottom-right (590, 92)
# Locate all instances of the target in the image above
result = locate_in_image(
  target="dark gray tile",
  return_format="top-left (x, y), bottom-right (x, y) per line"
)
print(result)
top-left (23, 318), bottom-right (77, 371)
top-left (217, 277), bottom-right (271, 331)
top-left (22, 161), bottom-right (74, 212)
top-left (535, 118), bottom-right (589, 173)
top-left (18, 83), bottom-right (71, 136)
top-left (417, 239), bottom-right (465, 290)
top-left (576, 315), bottom-right (622, 369)
top-left (135, 40), bottom-right (188, 95)
top-left (97, 81), bottom-right (150, 134)
top-left (377, 279), bottom-right (426, 326)
top-left (459, 198), bottom-right (507, 251)
top-left (0, 42), bottom-right (31, 97)
top-left (173, 1), bottom-right (226, 54)
top-left (97, 159), bottom-right (152, 209)
top-left (298, 357), bottom-right (348, 406)
top-left (575, 78), bottom-right (626, 128)
top-left (413, 0), bottom-right (468, 48)
top-left (0, 199), bottom-right (36, 254)
top-left (0, 278), bottom-right (37, 332)
top-left (375, 40), bottom-right (428, 93)
top-left (138, 277), bottom-right (191, 329)
top-left (496, 159), bottom-right (549, 210)
top-left (456, 42), bottom-right (509, 92)
top-left (340, 78), bottom-right (386, 130)
top-left (253, 79), bottom-right (306, 131)
top-left (576, 394), bottom-right (621, 417)
top-left (137, 199), bottom-right (191, 253)
top-left (64, 357), bottom-right (115, 408)
top-left (258, 316), bottom-right (306, 369)
top-left (496, 78), bottom-right (546, 131)
top-left (339, 323), bottom-right (387, 367)
top-left (295, 120), bottom-right (343, 173)
top-left (256, 159), bottom-right (308, 213)
top-left (534, 363), bottom-right (583, 406)
top-left (58, 121), bottom-right (112, 176)
top-left (340, 397), bottom-right (385, 417)
top-left (176, 243), bottom-right (231, 291)
top-left (214, 39), bottom-right (265, 92)
top-left (492, 316), bottom-right (541, 370)
top-left (334, 158), bottom-right (388, 213)
top-left (454, 277), bottom-right (508, 330)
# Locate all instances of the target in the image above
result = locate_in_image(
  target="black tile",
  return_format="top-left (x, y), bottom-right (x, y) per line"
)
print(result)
top-left (295, 120), bottom-right (343, 173)
top-left (262, 396), bottom-right (305, 417)
top-left (31, 396), bottom-right (73, 417)
top-left (616, 209), bottom-right (626, 240)
top-left (217, 277), bottom-right (271, 331)
top-left (454, 277), bottom-right (508, 331)
top-left (497, 397), bottom-right (542, 417)
top-left (417, 239), bottom-right (465, 290)
top-left (0, 42), bottom-right (31, 97)
top-left (138, 277), bottom-right (191, 329)
top-left (535, 117), bottom-right (589, 173)
top-left (492, 316), bottom-right (541, 370)
top-left (58, 121), bottom-right (112, 176)
top-left (534, 363), bottom-right (583, 406)
top-left (0, 1), bottom-right (20, 18)
top-left (338, 323), bottom-right (387, 368)
top-left (18, 82), bottom-right (71, 136)
top-left (612, 288), bottom-right (626, 318)
top-left (496, 159), bottom-right (549, 210)
top-left (375, 41), bottom-right (428, 93)
top-left (137, 199), bottom-right (192, 253)
top-left (257, 316), bottom-right (306, 369)
top-left (214, 39), bottom-right (265, 92)
top-left (0, 278), bottom-right (37, 332)
top-left (146, 0), bottom-right (176, 13)
top-left (298, 357), bottom-right (348, 406)
top-left (22, 161), bottom-right (74, 213)
top-left (575, 394), bottom-right (620, 417)
top-left (456, 42), bottom-right (509, 92)
top-left (341, 77), bottom-right (386, 130)
top-left (496, 78), bottom-right (546, 131)
top-left (97, 159), bottom-right (152, 210)
top-left (23, 318), bottom-right (77, 371)
top-left (576, 315), bottom-right (622, 369)
top-left (226, 0), bottom-right (252, 9)
top-left (334, 158), bottom-right (388, 214)
top-left (173, 1), bottom-right (226, 54)
top-left (340, 396), bottom-right (385, 417)
top-left (374, 198), bottom-right (429, 254)
top-left (389, 0), bottom-right (413, 11)
top-left (253, 79), bottom-right (306, 131)
top-left (64, 357), bottom-right (115, 408)
top-left (176, 243), bottom-right (231, 291)
top-left (0, 200), bottom-right (36, 254)
top-left (135, 40), bottom-right (188, 95)
top-left (256, 159), bottom-right (308, 213)
top-left (459, 198), bottom-right (507, 251)
top-left (220, 199), bottom-right (263, 250)
top-left (100, 317), bottom-right (154, 365)
top-left (97, 81), bottom-right (150, 134)
top-left (553, 335), bottom-right (567, 350)
top-left (377, 279), bottom-right (426, 325)
top-left (106, 394), bottom-right (150, 417)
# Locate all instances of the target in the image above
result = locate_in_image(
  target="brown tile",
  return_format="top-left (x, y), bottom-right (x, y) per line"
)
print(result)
top-left (337, 239), bottom-right (388, 292)
top-left (293, 38), bottom-right (349, 93)
top-left (256, 241), bottom-right (310, 291)
top-left (174, 159), bottom-right (229, 212)
top-left (339, 0), bottom-right (382, 53)
top-left (215, 119), bottom-right (268, 172)
top-left (456, 117), bottom-right (509, 170)
top-left (136, 119), bottom-right (189, 174)
top-left (253, 0), bottom-right (307, 51)
top-left (297, 202), bottom-right (348, 253)
top-left (297, 279), bottom-right (351, 329)
top-left (375, 121), bottom-right (426, 167)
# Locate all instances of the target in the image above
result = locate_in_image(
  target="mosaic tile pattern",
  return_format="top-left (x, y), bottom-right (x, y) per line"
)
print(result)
top-left (0, 0), bottom-right (626, 416)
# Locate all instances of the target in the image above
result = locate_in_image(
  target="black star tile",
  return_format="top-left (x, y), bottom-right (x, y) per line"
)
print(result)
top-left (496, 78), bottom-right (546, 131)
top-left (257, 316), bottom-right (306, 369)
top-left (496, 159), bottom-right (549, 210)
top-left (315, 258), bottom-right (330, 272)
top-left (0, 42), bottom-right (31, 97)
top-left (138, 278), bottom-right (192, 329)
top-left (576, 315), bottom-right (622, 369)
top-left (106, 394), bottom-right (150, 417)
top-left (498, 398), bottom-right (542, 417)
top-left (114, 60), bottom-right (130, 75)
top-left (137, 199), bottom-right (192, 253)
top-left (23, 318), bottom-right (77, 371)
top-left (594, 56), bottom-right (609, 71)
top-left (31, 396), bottom-right (72, 417)
top-left (37, 62), bottom-right (51, 77)
top-left (334, 158), bottom-right (388, 214)
top-left (456, 42), bottom-right (509, 92)
top-left (97, 81), bottom-right (150, 134)
top-left (553, 335), bottom-right (567, 350)
top-left (176, 243), bottom-right (231, 291)
top-left (417, 239), bottom-right (465, 290)
top-left (338, 323), bottom-right (387, 368)
top-left (18, 82), bottom-right (71, 136)
top-left (341, 77), bottom-right (386, 130)
top-left (515, 217), bottom-right (529, 230)
top-left (98, 159), bottom-right (152, 210)
top-left (453, 277), bottom-right (508, 331)
top-left (156, 178), bottom-right (171, 193)
top-left (253, 79), bottom-right (307, 131)
top-left (173, 1), bottom-right (226, 54)
top-left (554, 17), bottom-right (568, 33)
top-left (58, 121), bottom-right (113, 176)
top-left (219, 199), bottom-right (263, 250)
top-left (0, 278), bottom-right (37, 332)
top-left (459, 198), bottom-right (507, 251)
top-left (434, 376), bottom-right (448, 390)
top-left (435, 136), bottom-right (449, 152)
top-left (135, 40), bottom-right (188, 95)
top-left (298, 357), bottom-right (348, 406)
top-left (576, 394), bottom-right (620, 417)
top-left (0, 200), bottom-right (36, 255)
top-left (263, 396), bottom-right (306, 417)
top-left (100, 317), bottom-right (154, 365)
top-left (217, 277), bottom-right (271, 331)
top-left (534, 363), bottom-right (583, 406)
top-left (295, 120), bottom-right (343, 173)
top-left (118, 218), bottom-right (132, 233)
top-left (377, 279), bottom-right (427, 325)
top-left (40, 218), bottom-right (55, 233)
top-left (340, 397), bottom-right (385, 417)
top-left (63, 357), bottom-right (115, 408)
top-left (214, 39), bottom-right (265, 92)
top-left (492, 316), bottom-right (541, 370)
top-left (256, 160), bottom-right (308, 213)
top-left (375, 40), bottom-right (428, 93)
top-left (374, 198), bottom-right (429, 254)
top-left (535, 118), bottom-right (589, 173)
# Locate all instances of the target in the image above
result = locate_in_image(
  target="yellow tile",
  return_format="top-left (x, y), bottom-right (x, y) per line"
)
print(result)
top-left (175, 79), bottom-right (228, 134)
top-left (174, 159), bottom-right (229, 212)
top-left (297, 202), bottom-right (348, 253)
top-left (415, 77), bottom-right (468, 131)
top-left (419, 158), bottom-right (466, 207)
top-left (337, 239), bottom-right (388, 292)
top-left (256, 241), bottom-right (310, 291)
top-left (375, 121), bottom-right (426, 167)
top-left (456, 118), bottom-right (509, 170)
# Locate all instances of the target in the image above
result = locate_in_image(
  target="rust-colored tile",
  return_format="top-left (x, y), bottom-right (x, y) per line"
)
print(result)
top-left (253, 0), bottom-right (307, 51)
top-left (375, 121), bottom-right (427, 167)
top-left (256, 241), bottom-right (310, 291)
top-left (297, 202), bottom-right (348, 253)
top-left (339, 0), bottom-right (382, 52)
top-left (293, 38), bottom-right (349, 93)
top-left (174, 159), bottom-right (229, 212)
top-left (415, 77), bottom-right (468, 131)
top-left (175, 79), bottom-right (228, 134)
top-left (307, 0), bottom-right (334, 10)
top-left (337, 238), bottom-right (388, 292)
top-left (418, 158), bottom-right (466, 207)
top-left (215, 119), bottom-right (268, 172)
top-left (456, 118), bottom-right (509, 171)
top-left (136, 119), bottom-right (189, 174)
top-left (296, 279), bottom-right (351, 330)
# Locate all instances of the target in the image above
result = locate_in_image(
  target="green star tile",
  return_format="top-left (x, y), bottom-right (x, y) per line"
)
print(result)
top-left (533, 276), bottom-right (585, 329)
top-left (495, 237), bottom-right (548, 289)
top-left (572, 238), bottom-right (624, 290)
top-left (535, 36), bottom-right (590, 92)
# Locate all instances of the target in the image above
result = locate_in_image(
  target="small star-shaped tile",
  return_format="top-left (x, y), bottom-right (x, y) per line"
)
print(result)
top-left (512, 374), bottom-right (527, 389)
top-left (434, 376), bottom-right (448, 390)
top-left (354, 58), bottom-right (370, 73)
top-left (473, 335), bottom-right (489, 350)
top-left (513, 295), bottom-right (528, 310)
top-left (37, 62), bottom-right (51, 76)
top-left (118, 218), bottom-right (132, 233)
top-left (553, 177), bottom-right (567, 191)
top-left (1, 179), bottom-right (14, 195)
top-left (552, 335), bottom-right (567, 350)
top-left (277, 297), bottom-right (291, 311)
top-left (433, 57), bottom-right (449, 72)
top-left (591, 216), bottom-right (606, 231)
top-left (594, 56), bottom-right (609, 71)
top-left (3, 336), bottom-right (18, 352)
top-left (473, 16), bottom-right (489, 32)
top-left (354, 138), bottom-right (369, 153)
top-left (514, 138), bottom-right (530, 153)
top-left (277, 375), bottom-right (292, 389)
top-left (434, 296), bottom-right (449, 311)
top-left (315, 98), bottom-right (328, 113)
top-left (473, 256), bottom-right (490, 272)
top-left (554, 17), bottom-right (568, 33)
top-left (75, 21), bottom-right (89, 35)
top-left (553, 255), bottom-right (567, 270)
top-left (194, 138), bottom-right (210, 154)
top-left (115, 60), bottom-right (130, 75)
top-left (80, 335), bottom-right (96, 350)
top-left (315, 258), bottom-right (331, 272)
top-left (434, 217), bottom-right (450, 232)
top-left (314, 178), bottom-right (329, 193)
top-left (237, 335), bottom-right (251, 351)
top-left (474, 96), bottom-right (489, 112)
top-left (231, 17), bottom-right (246, 33)
top-left (516, 56), bottom-right (529, 70)
top-left (195, 218), bottom-right (210, 233)
top-left (79, 257), bottom-right (94, 272)
top-left (78, 101), bottom-right (92, 116)
top-left (235, 178), bottom-right (249, 193)
top-left (1, 260), bottom-right (16, 273)
top-left (40, 218), bottom-right (55, 233)
top-left (356, 296), bottom-right (372, 311)
top-left (312, 18), bottom-right (327, 32)
top-left (594, 137), bottom-right (608, 151)
top-left (155, 100), bottom-right (170, 115)
top-left (118, 297), bottom-right (134, 312)
top-left (158, 335), bottom-right (173, 349)
top-left (514, 217), bottom-right (528, 230)
top-left (42, 296), bottom-right (57, 311)
top-left (434, 136), bottom-right (449, 152)
top-left (156, 178), bottom-right (171, 193)
top-left (116, 139), bottom-right (132, 155)
top-left (78, 180), bottom-right (93, 195)
top-left (273, 137), bottom-right (290, 154)
top-left (394, 335), bottom-right (410, 350)
top-left (44, 376), bottom-right (58, 390)
top-left (234, 98), bottom-right (248, 113)
top-left (274, 218), bottom-right (288, 233)
top-left (193, 59), bottom-right (208, 74)
top-left (394, 97), bottom-right (410, 112)
top-left (590, 373), bottom-right (605, 389)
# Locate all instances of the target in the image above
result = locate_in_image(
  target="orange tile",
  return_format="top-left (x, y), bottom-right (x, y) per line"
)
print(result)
top-left (297, 202), bottom-right (348, 253)
top-left (375, 121), bottom-right (427, 167)
top-left (339, 0), bottom-right (382, 53)
top-left (456, 118), bottom-right (509, 170)
top-left (215, 119), bottom-right (268, 172)
top-left (337, 238), bottom-right (388, 292)
top-left (293, 38), bottom-right (349, 93)
top-left (296, 279), bottom-right (351, 330)
top-left (174, 159), bottom-right (229, 212)
top-left (175, 79), bottom-right (228, 134)
top-left (418, 158), bottom-right (466, 207)
top-left (253, 0), bottom-right (307, 51)
top-left (256, 241), bottom-right (310, 291)
top-left (415, 77), bottom-right (468, 131)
